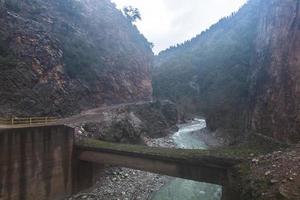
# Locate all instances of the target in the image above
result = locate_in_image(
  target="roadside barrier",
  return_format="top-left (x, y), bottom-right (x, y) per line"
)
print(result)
top-left (0, 117), bottom-right (57, 125)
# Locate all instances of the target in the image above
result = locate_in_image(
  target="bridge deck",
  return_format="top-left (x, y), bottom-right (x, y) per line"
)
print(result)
top-left (76, 139), bottom-right (245, 185)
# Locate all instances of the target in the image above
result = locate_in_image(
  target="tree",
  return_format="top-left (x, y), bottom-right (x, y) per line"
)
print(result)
top-left (4, 0), bottom-right (21, 12)
top-left (57, 0), bottom-right (82, 17)
top-left (123, 6), bottom-right (141, 22)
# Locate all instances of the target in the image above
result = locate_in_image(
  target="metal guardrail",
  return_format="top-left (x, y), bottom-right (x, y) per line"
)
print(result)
top-left (0, 117), bottom-right (57, 126)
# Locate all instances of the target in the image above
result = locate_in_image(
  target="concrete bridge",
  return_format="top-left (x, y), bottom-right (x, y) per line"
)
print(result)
top-left (76, 139), bottom-right (241, 186)
top-left (0, 125), bottom-right (243, 200)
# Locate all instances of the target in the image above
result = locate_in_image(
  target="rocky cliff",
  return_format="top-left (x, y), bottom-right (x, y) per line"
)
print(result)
top-left (154, 0), bottom-right (300, 143)
top-left (247, 0), bottom-right (300, 143)
top-left (0, 0), bottom-right (153, 117)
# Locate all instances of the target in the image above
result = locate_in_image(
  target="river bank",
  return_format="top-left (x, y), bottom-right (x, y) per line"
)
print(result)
top-left (66, 135), bottom-right (176, 200)
top-left (151, 119), bottom-right (222, 200)
top-left (66, 119), bottom-right (222, 200)
top-left (67, 118), bottom-right (300, 200)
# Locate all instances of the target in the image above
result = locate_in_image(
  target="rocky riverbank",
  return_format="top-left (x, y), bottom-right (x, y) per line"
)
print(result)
top-left (66, 118), bottom-right (225, 200)
top-left (66, 135), bottom-right (176, 200)
top-left (188, 126), bottom-right (227, 148)
top-left (61, 101), bottom-right (178, 200)
top-left (235, 143), bottom-right (300, 200)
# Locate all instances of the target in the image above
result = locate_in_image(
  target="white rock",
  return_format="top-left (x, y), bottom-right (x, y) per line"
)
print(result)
top-left (265, 170), bottom-right (271, 176)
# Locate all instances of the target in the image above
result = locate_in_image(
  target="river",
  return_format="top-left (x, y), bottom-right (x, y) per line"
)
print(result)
top-left (151, 119), bottom-right (222, 200)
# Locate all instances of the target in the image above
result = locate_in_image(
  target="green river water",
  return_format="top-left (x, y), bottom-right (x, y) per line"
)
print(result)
top-left (151, 119), bottom-right (222, 200)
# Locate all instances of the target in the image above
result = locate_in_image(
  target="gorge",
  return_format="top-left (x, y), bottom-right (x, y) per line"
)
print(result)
top-left (0, 0), bottom-right (300, 199)
top-left (153, 0), bottom-right (300, 143)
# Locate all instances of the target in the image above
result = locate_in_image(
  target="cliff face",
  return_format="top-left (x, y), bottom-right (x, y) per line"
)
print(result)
top-left (154, 0), bottom-right (300, 143)
top-left (248, 0), bottom-right (300, 143)
top-left (0, 0), bottom-right (153, 116)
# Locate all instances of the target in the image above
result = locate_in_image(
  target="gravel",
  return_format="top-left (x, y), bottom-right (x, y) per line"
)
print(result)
top-left (66, 135), bottom-right (176, 200)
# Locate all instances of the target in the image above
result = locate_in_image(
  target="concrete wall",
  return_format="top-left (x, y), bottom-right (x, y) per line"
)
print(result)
top-left (0, 126), bottom-right (74, 200)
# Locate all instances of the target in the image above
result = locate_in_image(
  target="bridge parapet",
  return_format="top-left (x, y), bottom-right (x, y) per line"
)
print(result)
top-left (0, 116), bottom-right (57, 126)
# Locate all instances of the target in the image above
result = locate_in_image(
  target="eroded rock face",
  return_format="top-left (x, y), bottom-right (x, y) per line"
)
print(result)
top-left (74, 101), bottom-right (178, 144)
top-left (0, 0), bottom-right (153, 117)
top-left (82, 111), bottom-right (145, 144)
top-left (247, 0), bottom-right (300, 143)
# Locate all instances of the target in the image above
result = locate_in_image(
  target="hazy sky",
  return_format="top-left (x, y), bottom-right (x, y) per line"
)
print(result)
top-left (112, 0), bottom-right (247, 54)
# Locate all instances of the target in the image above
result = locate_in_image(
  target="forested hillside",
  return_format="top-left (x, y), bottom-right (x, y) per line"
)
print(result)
top-left (0, 0), bottom-right (153, 116)
top-left (153, 0), bottom-right (260, 131)
top-left (153, 0), bottom-right (300, 143)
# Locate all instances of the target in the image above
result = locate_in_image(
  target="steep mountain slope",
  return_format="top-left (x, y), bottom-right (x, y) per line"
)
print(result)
top-left (153, 0), bottom-right (260, 130)
top-left (247, 0), bottom-right (300, 143)
top-left (153, 0), bottom-right (300, 143)
top-left (0, 0), bottom-right (153, 116)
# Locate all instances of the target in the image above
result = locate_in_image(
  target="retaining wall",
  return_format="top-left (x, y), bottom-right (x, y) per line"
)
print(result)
top-left (0, 126), bottom-right (74, 200)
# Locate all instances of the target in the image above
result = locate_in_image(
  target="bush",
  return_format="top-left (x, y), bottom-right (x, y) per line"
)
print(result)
top-left (56, 0), bottom-right (82, 18)
top-left (0, 33), bottom-right (19, 68)
top-left (4, 0), bottom-right (21, 12)
top-left (0, 55), bottom-right (18, 68)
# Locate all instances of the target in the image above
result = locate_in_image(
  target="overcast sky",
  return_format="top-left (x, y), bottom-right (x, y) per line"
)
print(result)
top-left (111, 0), bottom-right (247, 54)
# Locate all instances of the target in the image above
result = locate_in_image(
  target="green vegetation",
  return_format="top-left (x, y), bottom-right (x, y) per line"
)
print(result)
top-left (51, 0), bottom-right (151, 82)
top-left (153, 1), bottom-right (261, 130)
top-left (123, 6), bottom-right (141, 22)
top-left (56, 0), bottom-right (82, 17)
top-left (77, 138), bottom-right (213, 159)
top-left (76, 138), bottom-right (278, 163)
top-left (0, 55), bottom-right (18, 68)
top-left (0, 33), bottom-right (18, 68)
top-left (53, 1), bottom-right (108, 80)
top-left (4, 0), bottom-right (21, 12)
top-left (60, 34), bottom-right (103, 81)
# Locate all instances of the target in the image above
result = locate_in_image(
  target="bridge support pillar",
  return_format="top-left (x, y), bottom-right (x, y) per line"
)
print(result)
top-left (221, 168), bottom-right (241, 200)
top-left (72, 156), bottom-right (105, 193)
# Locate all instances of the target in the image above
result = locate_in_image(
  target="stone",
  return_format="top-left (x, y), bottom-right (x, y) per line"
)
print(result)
top-left (279, 186), bottom-right (290, 198)
top-left (265, 170), bottom-right (271, 176)
top-left (282, 179), bottom-right (287, 183)
top-left (252, 158), bottom-right (259, 164)
top-left (270, 179), bottom-right (278, 184)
